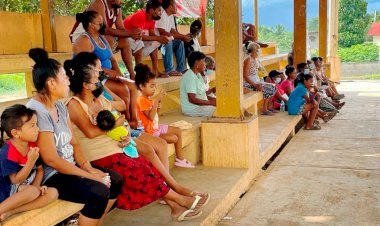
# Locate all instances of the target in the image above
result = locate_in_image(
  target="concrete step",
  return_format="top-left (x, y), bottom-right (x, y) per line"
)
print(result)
top-left (102, 166), bottom-right (257, 226)
top-left (258, 112), bottom-right (302, 167)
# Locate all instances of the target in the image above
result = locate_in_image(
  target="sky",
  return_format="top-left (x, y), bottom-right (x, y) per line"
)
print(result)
top-left (242, 0), bottom-right (380, 32)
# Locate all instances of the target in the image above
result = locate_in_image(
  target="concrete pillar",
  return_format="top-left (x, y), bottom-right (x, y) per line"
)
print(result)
top-left (294, 0), bottom-right (307, 66)
top-left (319, 0), bottom-right (328, 63)
top-left (214, 0), bottom-right (244, 118)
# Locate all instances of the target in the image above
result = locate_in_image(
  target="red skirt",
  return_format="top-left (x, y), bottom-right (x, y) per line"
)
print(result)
top-left (91, 153), bottom-right (170, 210)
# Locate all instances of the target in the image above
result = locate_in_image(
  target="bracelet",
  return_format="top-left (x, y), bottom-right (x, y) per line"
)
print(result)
top-left (80, 161), bottom-right (89, 168)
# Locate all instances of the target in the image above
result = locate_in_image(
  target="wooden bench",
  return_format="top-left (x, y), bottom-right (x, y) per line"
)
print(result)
top-left (2, 200), bottom-right (83, 226)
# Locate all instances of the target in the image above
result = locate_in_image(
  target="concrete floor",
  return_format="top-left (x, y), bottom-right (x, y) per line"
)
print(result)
top-left (219, 81), bottom-right (380, 226)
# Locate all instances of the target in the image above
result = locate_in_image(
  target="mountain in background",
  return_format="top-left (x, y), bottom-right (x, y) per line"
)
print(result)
top-left (242, 0), bottom-right (380, 32)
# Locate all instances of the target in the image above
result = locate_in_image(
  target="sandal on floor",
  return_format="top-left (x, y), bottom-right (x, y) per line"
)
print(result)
top-left (268, 109), bottom-right (279, 113)
top-left (174, 209), bottom-right (203, 222)
top-left (175, 158), bottom-right (195, 168)
top-left (323, 112), bottom-right (336, 123)
top-left (261, 111), bottom-right (274, 116)
top-left (189, 195), bottom-right (210, 210)
top-left (337, 102), bottom-right (345, 109)
top-left (156, 72), bottom-right (170, 78)
top-left (304, 124), bottom-right (321, 130)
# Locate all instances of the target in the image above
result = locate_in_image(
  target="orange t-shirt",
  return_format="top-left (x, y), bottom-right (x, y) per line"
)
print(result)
top-left (136, 96), bottom-right (159, 135)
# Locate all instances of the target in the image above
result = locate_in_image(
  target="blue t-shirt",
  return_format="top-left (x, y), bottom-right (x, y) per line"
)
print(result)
top-left (0, 141), bottom-right (41, 202)
top-left (26, 99), bottom-right (75, 183)
top-left (288, 84), bottom-right (308, 115)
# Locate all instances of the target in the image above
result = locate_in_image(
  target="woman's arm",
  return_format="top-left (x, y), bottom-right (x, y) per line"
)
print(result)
top-left (72, 36), bottom-right (94, 55)
top-left (243, 58), bottom-right (260, 88)
top-left (188, 93), bottom-right (215, 106)
top-left (67, 119), bottom-right (107, 176)
top-left (31, 166), bottom-right (44, 187)
top-left (67, 98), bottom-right (105, 139)
top-left (36, 131), bottom-right (100, 181)
top-left (104, 87), bottom-right (126, 112)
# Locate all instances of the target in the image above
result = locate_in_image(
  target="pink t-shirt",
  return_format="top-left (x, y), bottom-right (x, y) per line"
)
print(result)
top-left (280, 80), bottom-right (294, 94)
top-left (123, 10), bottom-right (155, 31)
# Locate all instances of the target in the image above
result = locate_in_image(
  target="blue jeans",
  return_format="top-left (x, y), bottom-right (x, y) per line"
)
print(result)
top-left (162, 39), bottom-right (186, 73)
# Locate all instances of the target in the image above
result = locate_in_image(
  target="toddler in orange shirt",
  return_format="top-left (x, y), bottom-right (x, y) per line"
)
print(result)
top-left (135, 64), bottom-right (194, 168)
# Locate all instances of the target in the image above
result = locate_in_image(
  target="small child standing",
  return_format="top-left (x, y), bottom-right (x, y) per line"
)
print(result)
top-left (0, 104), bottom-right (58, 221)
top-left (135, 64), bottom-right (194, 168)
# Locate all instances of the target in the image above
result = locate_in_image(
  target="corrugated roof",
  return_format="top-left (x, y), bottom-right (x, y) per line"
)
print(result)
top-left (368, 22), bottom-right (380, 36)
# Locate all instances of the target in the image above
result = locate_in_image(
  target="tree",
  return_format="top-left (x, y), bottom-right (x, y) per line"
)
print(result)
top-left (338, 0), bottom-right (371, 48)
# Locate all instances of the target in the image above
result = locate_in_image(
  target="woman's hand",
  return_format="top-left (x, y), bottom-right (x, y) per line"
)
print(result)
top-left (118, 136), bottom-right (131, 148)
top-left (39, 186), bottom-right (48, 195)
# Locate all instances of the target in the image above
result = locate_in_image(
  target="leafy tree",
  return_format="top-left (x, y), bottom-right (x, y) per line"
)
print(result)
top-left (338, 0), bottom-right (371, 48)
top-left (258, 25), bottom-right (293, 54)
top-left (307, 17), bottom-right (318, 32)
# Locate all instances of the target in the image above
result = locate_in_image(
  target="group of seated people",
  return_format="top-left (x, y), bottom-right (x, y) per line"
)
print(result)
top-left (242, 41), bottom-right (345, 130)
top-left (0, 0), bottom-right (215, 224)
top-left (0, 0), bottom-right (345, 224)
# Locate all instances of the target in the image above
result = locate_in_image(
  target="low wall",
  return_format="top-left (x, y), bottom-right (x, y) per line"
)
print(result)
top-left (341, 62), bottom-right (380, 77)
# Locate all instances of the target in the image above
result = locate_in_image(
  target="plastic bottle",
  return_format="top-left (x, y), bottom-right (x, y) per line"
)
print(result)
top-left (280, 101), bottom-right (285, 112)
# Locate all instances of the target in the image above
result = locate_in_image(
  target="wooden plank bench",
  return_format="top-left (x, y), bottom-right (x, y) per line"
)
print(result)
top-left (2, 200), bottom-right (83, 226)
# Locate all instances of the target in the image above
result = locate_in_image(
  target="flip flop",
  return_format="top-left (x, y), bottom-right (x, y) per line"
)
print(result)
top-left (168, 71), bottom-right (183, 76)
top-left (189, 195), bottom-right (210, 210)
top-left (156, 72), bottom-right (170, 78)
top-left (304, 124), bottom-right (321, 130)
top-left (175, 209), bottom-right (203, 222)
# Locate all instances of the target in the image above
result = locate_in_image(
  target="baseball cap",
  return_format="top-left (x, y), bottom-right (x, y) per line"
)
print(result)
top-left (268, 70), bottom-right (283, 78)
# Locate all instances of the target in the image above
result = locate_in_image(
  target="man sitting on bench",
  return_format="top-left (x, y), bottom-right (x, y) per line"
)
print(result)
top-left (123, 0), bottom-right (171, 78)
top-left (155, 0), bottom-right (191, 76)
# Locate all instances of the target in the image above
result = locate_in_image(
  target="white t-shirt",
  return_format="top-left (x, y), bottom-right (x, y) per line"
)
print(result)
top-left (155, 10), bottom-right (176, 34)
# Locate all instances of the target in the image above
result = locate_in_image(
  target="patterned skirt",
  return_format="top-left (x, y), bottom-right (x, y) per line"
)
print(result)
top-left (91, 153), bottom-right (170, 210)
top-left (244, 83), bottom-right (277, 99)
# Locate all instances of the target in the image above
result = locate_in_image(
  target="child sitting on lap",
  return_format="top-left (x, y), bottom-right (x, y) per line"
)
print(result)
top-left (94, 109), bottom-right (138, 158)
top-left (135, 63), bottom-right (194, 168)
top-left (0, 105), bottom-right (58, 221)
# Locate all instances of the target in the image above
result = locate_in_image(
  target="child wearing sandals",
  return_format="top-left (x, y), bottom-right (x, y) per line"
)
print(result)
top-left (288, 74), bottom-right (321, 130)
top-left (135, 63), bottom-right (195, 168)
top-left (243, 41), bottom-right (277, 115)
top-left (0, 105), bottom-right (58, 221)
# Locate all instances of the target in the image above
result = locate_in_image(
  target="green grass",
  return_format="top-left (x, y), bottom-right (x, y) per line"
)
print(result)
top-left (0, 73), bottom-right (27, 100)
top-left (342, 74), bottom-right (380, 80)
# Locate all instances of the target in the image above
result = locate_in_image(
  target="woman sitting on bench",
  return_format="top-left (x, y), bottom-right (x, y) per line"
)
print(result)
top-left (26, 48), bottom-right (123, 226)
top-left (65, 58), bottom-right (210, 221)
top-left (72, 11), bottom-right (139, 129)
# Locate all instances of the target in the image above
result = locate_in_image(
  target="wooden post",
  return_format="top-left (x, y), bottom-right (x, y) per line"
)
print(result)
top-left (214, 0), bottom-right (243, 118)
top-left (25, 71), bottom-right (35, 97)
top-left (293, 0), bottom-right (307, 66)
top-left (200, 9), bottom-right (208, 46)
top-left (254, 0), bottom-right (259, 40)
top-left (328, 0), bottom-right (340, 81)
top-left (41, 0), bottom-right (57, 52)
top-left (329, 0), bottom-right (339, 59)
top-left (319, 0), bottom-right (328, 63)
